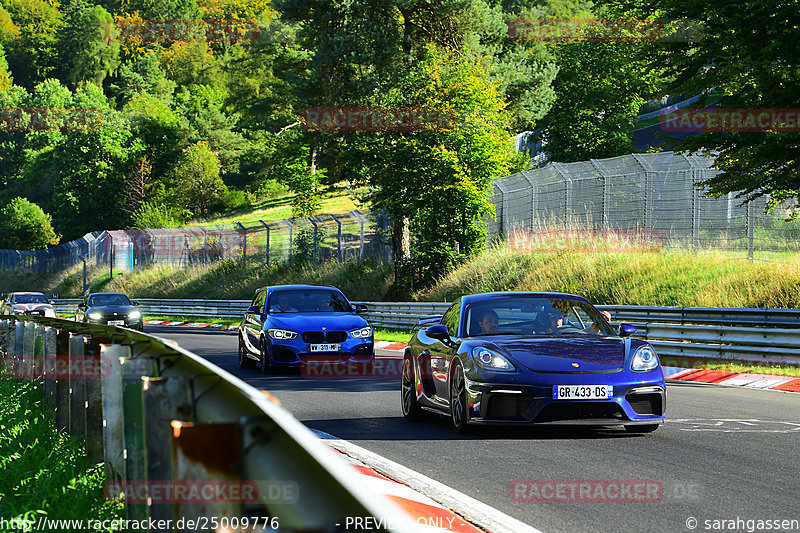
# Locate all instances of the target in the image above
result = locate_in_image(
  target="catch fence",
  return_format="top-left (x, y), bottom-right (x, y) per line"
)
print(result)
top-left (0, 210), bottom-right (392, 273)
top-left (488, 151), bottom-right (800, 256)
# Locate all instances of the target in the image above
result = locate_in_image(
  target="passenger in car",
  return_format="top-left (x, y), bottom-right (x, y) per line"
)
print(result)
top-left (477, 309), bottom-right (499, 335)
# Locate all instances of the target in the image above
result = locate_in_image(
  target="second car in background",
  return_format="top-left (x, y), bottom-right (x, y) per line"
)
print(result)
top-left (75, 292), bottom-right (144, 330)
top-left (1, 292), bottom-right (57, 317)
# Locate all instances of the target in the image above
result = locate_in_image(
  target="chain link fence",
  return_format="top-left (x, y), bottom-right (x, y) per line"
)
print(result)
top-left (488, 151), bottom-right (800, 256)
top-left (0, 210), bottom-right (393, 273)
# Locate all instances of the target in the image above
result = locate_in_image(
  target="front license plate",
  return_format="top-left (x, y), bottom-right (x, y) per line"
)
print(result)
top-left (309, 343), bottom-right (340, 352)
top-left (553, 385), bottom-right (612, 400)
top-left (108, 320), bottom-right (125, 326)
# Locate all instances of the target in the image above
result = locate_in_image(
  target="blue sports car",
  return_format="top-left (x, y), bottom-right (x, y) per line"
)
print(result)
top-left (238, 285), bottom-right (374, 373)
top-left (401, 292), bottom-right (665, 434)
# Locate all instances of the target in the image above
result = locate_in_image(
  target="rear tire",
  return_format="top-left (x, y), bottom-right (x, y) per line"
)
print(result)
top-left (624, 424), bottom-right (660, 434)
top-left (401, 356), bottom-right (424, 421)
top-left (449, 362), bottom-right (471, 434)
top-left (238, 336), bottom-right (256, 370)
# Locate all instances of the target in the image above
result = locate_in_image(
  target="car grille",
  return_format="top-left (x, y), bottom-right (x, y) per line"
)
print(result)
top-left (535, 402), bottom-right (626, 423)
top-left (326, 331), bottom-right (347, 343)
top-left (302, 331), bottom-right (325, 343)
top-left (352, 346), bottom-right (373, 358)
top-left (626, 392), bottom-right (664, 416)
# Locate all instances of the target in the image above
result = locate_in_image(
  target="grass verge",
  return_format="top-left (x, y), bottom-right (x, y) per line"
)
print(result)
top-left (661, 357), bottom-right (800, 378)
top-left (0, 377), bottom-right (123, 529)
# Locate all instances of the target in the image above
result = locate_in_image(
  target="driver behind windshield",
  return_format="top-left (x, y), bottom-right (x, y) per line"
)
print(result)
top-left (477, 309), bottom-right (499, 334)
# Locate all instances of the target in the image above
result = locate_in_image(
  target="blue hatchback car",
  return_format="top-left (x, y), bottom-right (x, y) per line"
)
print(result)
top-left (238, 285), bottom-right (374, 373)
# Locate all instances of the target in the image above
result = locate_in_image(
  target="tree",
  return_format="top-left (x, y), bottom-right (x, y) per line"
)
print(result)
top-left (172, 140), bottom-right (226, 216)
top-left (58, 0), bottom-right (120, 87)
top-left (0, 197), bottom-right (60, 249)
top-left (597, 0), bottom-right (800, 209)
top-left (1, 0), bottom-right (63, 89)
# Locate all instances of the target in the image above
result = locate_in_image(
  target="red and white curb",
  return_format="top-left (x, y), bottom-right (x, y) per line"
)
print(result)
top-left (663, 366), bottom-right (800, 393)
top-left (144, 320), bottom-right (230, 329)
top-left (312, 429), bottom-right (540, 533)
top-left (375, 341), bottom-right (410, 352)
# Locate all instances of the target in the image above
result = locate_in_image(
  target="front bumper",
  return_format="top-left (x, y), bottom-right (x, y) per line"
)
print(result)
top-left (463, 374), bottom-right (666, 426)
top-left (87, 316), bottom-right (144, 330)
top-left (266, 338), bottom-right (374, 366)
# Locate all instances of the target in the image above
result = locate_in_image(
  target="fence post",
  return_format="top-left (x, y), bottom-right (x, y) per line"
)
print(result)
top-left (236, 222), bottom-right (247, 262)
top-left (121, 356), bottom-right (153, 521)
top-left (55, 330), bottom-right (71, 431)
top-left (692, 183), bottom-right (700, 252)
top-left (307, 217), bottom-right (319, 264)
top-left (259, 220), bottom-right (270, 264)
top-left (283, 219), bottom-right (294, 265)
top-left (68, 334), bottom-right (87, 442)
top-left (353, 211), bottom-right (365, 262)
top-left (102, 344), bottom-right (130, 487)
top-left (84, 336), bottom-right (109, 465)
top-left (747, 199), bottom-right (754, 261)
top-left (43, 327), bottom-right (57, 407)
top-left (331, 215), bottom-right (342, 262)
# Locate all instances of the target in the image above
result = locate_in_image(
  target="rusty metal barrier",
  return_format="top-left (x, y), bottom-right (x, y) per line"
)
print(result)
top-left (0, 314), bottom-right (416, 532)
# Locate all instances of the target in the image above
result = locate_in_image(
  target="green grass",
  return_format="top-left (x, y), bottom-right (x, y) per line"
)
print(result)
top-left (661, 356), bottom-right (800, 378)
top-left (0, 377), bottom-right (123, 529)
top-left (373, 328), bottom-right (415, 344)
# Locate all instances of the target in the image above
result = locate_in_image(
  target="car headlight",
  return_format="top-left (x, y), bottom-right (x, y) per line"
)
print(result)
top-left (632, 345), bottom-right (659, 372)
top-left (11, 307), bottom-right (24, 314)
top-left (350, 327), bottom-right (373, 339)
top-left (128, 310), bottom-right (141, 319)
top-left (471, 346), bottom-right (515, 372)
top-left (88, 312), bottom-right (103, 320)
top-left (268, 328), bottom-right (298, 340)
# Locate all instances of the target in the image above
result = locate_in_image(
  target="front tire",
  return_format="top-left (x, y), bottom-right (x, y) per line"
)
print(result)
top-left (259, 338), bottom-right (274, 374)
top-left (449, 361), bottom-right (471, 434)
top-left (238, 336), bottom-right (256, 370)
top-left (401, 356), bottom-right (424, 421)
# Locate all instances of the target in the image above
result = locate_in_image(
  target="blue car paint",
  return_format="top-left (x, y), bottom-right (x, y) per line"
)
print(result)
top-left (239, 284), bottom-right (374, 369)
top-left (405, 291), bottom-right (666, 428)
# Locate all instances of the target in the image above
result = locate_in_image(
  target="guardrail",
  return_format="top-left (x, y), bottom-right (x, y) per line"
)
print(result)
top-left (52, 299), bottom-right (800, 365)
top-left (0, 315), bottom-right (414, 531)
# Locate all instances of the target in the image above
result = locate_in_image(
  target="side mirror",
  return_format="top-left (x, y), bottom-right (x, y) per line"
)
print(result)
top-left (619, 323), bottom-right (637, 337)
top-left (131, 300), bottom-right (140, 306)
top-left (425, 324), bottom-right (452, 342)
top-left (247, 305), bottom-right (262, 314)
top-left (78, 303), bottom-right (87, 309)
top-left (353, 303), bottom-right (368, 314)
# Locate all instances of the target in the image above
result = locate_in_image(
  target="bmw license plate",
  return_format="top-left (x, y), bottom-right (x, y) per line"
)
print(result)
top-left (553, 385), bottom-right (612, 400)
top-left (108, 320), bottom-right (125, 326)
top-left (309, 343), bottom-right (340, 352)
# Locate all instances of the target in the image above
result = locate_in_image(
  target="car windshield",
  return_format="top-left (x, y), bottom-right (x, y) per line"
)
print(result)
top-left (12, 294), bottom-right (49, 304)
top-left (267, 289), bottom-right (352, 313)
top-left (465, 297), bottom-right (614, 337)
top-left (88, 294), bottom-right (131, 307)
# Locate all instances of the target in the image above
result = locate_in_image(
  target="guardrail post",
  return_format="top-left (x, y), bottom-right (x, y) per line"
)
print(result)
top-left (102, 344), bottom-right (130, 487)
top-left (33, 323), bottom-right (45, 382)
top-left (21, 321), bottom-right (36, 379)
top-left (85, 336), bottom-right (110, 465)
top-left (171, 421), bottom-right (245, 523)
top-left (122, 356), bottom-right (154, 521)
top-left (68, 334), bottom-right (87, 443)
top-left (44, 327), bottom-right (57, 409)
top-left (55, 330), bottom-right (71, 431)
top-left (142, 375), bottom-right (192, 523)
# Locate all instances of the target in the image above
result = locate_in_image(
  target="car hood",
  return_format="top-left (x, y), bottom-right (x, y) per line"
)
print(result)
top-left (268, 313), bottom-right (368, 332)
top-left (13, 303), bottom-right (53, 311)
top-left (89, 305), bottom-right (137, 315)
top-left (487, 336), bottom-right (626, 373)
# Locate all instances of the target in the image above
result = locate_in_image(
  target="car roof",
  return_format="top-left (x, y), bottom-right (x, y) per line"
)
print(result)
top-left (263, 284), bottom-right (341, 293)
top-left (88, 292), bottom-right (128, 296)
top-left (461, 292), bottom-right (591, 306)
top-left (10, 291), bottom-right (46, 296)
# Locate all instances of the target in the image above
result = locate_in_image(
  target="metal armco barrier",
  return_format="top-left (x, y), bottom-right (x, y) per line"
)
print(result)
top-left (0, 315), bottom-right (415, 531)
top-left (51, 299), bottom-right (800, 365)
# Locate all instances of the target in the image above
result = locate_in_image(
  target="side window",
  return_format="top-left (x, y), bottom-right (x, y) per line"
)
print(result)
top-left (441, 302), bottom-right (461, 337)
top-left (254, 290), bottom-right (266, 310)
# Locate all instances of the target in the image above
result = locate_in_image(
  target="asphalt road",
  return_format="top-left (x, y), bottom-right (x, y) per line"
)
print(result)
top-left (148, 326), bottom-right (800, 533)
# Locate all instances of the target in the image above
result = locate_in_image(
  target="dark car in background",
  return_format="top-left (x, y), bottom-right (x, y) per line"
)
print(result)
top-left (1, 292), bottom-right (57, 318)
top-left (75, 292), bottom-right (144, 330)
top-left (401, 291), bottom-right (666, 434)
top-left (238, 284), bottom-right (374, 374)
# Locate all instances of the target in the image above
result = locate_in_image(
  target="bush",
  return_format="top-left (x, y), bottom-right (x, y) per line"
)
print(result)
top-left (0, 197), bottom-right (60, 250)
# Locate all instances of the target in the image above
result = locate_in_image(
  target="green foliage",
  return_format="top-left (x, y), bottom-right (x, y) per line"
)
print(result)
top-left (0, 196), bottom-right (59, 249)
top-left (110, 53), bottom-right (176, 105)
top-left (131, 199), bottom-right (187, 228)
top-left (597, 0), bottom-right (800, 209)
top-left (1, 0), bottom-right (63, 89)
top-left (58, 0), bottom-right (119, 87)
top-left (172, 140), bottom-right (226, 216)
